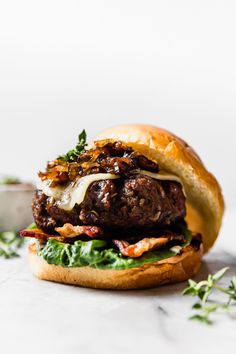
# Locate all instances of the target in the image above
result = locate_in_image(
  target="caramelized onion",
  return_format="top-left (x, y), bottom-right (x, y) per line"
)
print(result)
top-left (38, 141), bottom-right (159, 186)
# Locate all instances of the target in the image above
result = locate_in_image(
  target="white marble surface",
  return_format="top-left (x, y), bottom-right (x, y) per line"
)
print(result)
top-left (1, 211), bottom-right (236, 354)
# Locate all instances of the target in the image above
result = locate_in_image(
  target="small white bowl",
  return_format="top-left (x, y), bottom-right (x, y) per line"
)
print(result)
top-left (0, 183), bottom-right (35, 232)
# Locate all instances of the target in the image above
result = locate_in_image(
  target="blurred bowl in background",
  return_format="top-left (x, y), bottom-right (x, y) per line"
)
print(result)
top-left (0, 182), bottom-right (35, 232)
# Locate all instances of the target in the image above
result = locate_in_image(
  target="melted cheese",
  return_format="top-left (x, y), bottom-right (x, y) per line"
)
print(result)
top-left (37, 174), bottom-right (120, 211)
top-left (37, 180), bottom-right (64, 200)
top-left (37, 170), bottom-right (185, 211)
top-left (140, 170), bottom-right (182, 184)
top-left (140, 170), bottom-right (186, 196)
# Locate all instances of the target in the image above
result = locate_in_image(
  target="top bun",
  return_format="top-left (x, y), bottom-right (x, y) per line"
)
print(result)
top-left (91, 124), bottom-right (224, 253)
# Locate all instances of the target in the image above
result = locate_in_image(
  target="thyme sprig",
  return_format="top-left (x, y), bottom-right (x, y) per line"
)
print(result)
top-left (58, 129), bottom-right (87, 162)
top-left (183, 267), bottom-right (236, 324)
top-left (0, 231), bottom-right (24, 259)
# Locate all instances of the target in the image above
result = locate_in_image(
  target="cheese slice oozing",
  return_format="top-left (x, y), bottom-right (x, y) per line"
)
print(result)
top-left (37, 170), bottom-right (184, 211)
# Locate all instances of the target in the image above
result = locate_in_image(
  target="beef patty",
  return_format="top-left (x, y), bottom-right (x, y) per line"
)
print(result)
top-left (32, 174), bottom-right (186, 234)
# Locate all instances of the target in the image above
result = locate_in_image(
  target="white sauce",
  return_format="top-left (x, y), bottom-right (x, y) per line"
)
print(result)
top-left (37, 170), bottom-right (185, 211)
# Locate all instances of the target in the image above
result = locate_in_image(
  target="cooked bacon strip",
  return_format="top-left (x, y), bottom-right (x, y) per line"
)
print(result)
top-left (20, 223), bottom-right (103, 242)
top-left (55, 223), bottom-right (103, 238)
top-left (113, 238), bottom-right (168, 258)
top-left (113, 233), bottom-right (184, 258)
top-left (20, 229), bottom-right (64, 242)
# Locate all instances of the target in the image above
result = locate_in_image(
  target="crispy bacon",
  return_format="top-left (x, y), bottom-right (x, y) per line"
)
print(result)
top-left (20, 223), bottom-right (103, 242)
top-left (55, 223), bottom-right (103, 238)
top-left (113, 238), bottom-right (168, 257)
top-left (20, 228), bottom-right (64, 242)
top-left (113, 233), bottom-right (184, 258)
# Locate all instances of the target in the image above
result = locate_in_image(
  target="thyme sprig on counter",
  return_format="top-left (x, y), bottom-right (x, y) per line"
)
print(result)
top-left (183, 267), bottom-right (236, 324)
top-left (0, 231), bottom-right (24, 259)
top-left (0, 175), bottom-right (20, 184)
top-left (58, 129), bottom-right (88, 162)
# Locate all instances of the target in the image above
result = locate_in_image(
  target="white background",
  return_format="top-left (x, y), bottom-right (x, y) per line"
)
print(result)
top-left (0, 0), bottom-right (235, 207)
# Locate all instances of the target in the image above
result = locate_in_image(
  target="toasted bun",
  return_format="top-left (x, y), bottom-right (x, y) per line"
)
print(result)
top-left (92, 124), bottom-right (224, 253)
top-left (28, 242), bottom-right (203, 290)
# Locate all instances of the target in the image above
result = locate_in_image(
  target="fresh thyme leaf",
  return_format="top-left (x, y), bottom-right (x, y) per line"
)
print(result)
top-left (0, 231), bottom-right (24, 259)
top-left (192, 303), bottom-right (202, 309)
top-left (182, 280), bottom-right (198, 296)
top-left (212, 267), bottom-right (229, 281)
top-left (183, 267), bottom-right (236, 324)
top-left (58, 129), bottom-right (88, 162)
top-left (201, 289), bottom-right (212, 304)
top-left (228, 277), bottom-right (236, 301)
top-left (189, 314), bottom-right (213, 325)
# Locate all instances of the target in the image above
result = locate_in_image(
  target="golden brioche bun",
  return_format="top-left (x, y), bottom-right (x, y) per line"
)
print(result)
top-left (92, 124), bottom-right (224, 253)
top-left (28, 242), bottom-right (203, 290)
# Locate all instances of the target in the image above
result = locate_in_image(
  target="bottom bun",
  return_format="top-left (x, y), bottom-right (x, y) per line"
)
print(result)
top-left (28, 243), bottom-right (203, 290)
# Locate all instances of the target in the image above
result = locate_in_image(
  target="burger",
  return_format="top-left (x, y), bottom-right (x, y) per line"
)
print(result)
top-left (20, 124), bottom-right (224, 289)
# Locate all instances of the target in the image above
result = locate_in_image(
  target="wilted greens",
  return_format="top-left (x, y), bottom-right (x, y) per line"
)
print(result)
top-left (39, 238), bottom-right (178, 270)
